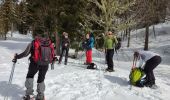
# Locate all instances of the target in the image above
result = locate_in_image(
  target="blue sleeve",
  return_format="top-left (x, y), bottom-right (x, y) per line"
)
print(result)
top-left (89, 37), bottom-right (94, 48)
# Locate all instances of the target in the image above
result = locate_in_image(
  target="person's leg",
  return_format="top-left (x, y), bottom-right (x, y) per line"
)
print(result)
top-left (88, 49), bottom-right (92, 63)
top-left (65, 48), bottom-right (69, 65)
top-left (144, 56), bottom-right (161, 86)
top-left (108, 49), bottom-right (114, 70)
top-left (86, 50), bottom-right (91, 64)
top-left (25, 61), bottom-right (38, 96)
top-left (36, 65), bottom-right (49, 100)
top-left (86, 50), bottom-right (88, 64)
top-left (59, 48), bottom-right (64, 63)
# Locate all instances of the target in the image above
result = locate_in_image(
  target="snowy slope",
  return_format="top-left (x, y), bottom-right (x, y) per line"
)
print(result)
top-left (0, 27), bottom-right (170, 100)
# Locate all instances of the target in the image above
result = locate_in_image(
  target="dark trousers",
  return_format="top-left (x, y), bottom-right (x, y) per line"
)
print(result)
top-left (59, 47), bottom-right (69, 63)
top-left (144, 56), bottom-right (161, 85)
top-left (26, 61), bottom-right (49, 83)
top-left (106, 49), bottom-right (114, 70)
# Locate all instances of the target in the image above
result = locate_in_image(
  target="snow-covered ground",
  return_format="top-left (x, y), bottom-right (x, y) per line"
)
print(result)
top-left (0, 24), bottom-right (170, 100)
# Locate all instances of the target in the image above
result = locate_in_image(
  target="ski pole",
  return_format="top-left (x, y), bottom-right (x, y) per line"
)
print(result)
top-left (8, 62), bottom-right (16, 84)
top-left (4, 62), bottom-right (16, 100)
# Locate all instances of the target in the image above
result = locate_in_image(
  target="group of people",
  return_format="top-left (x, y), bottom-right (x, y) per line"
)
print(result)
top-left (12, 30), bottom-right (162, 100)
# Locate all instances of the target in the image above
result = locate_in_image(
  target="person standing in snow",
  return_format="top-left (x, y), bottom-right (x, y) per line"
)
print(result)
top-left (104, 31), bottom-right (118, 72)
top-left (133, 50), bottom-right (162, 88)
top-left (82, 33), bottom-right (94, 65)
top-left (12, 30), bottom-right (56, 100)
top-left (58, 32), bottom-right (70, 65)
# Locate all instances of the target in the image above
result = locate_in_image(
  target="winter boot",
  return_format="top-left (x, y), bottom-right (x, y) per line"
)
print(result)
top-left (25, 78), bottom-right (34, 96)
top-left (36, 82), bottom-right (45, 100)
top-left (23, 95), bottom-right (34, 100)
top-left (106, 68), bottom-right (115, 72)
top-left (58, 61), bottom-right (61, 64)
top-left (64, 62), bottom-right (67, 65)
top-left (36, 94), bottom-right (44, 100)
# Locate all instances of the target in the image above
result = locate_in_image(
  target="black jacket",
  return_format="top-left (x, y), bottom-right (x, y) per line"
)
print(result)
top-left (62, 37), bottom-right (70, 48)
top-left (82, 39), bottom-right (91, 50)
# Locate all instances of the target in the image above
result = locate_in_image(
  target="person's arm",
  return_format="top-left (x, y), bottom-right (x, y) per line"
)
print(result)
top-left (62, 39), bottom-right (64, 47)
top-left (132, 55), bottom-right (137, 69)
top-left (138, 57), bottom-right (144, 68)
top-left (68, 38), bottom-right (70, 47)
top-left (16, 43), bottom-right (32, 59)
top-left (113, 36), bottom-right (118, 45)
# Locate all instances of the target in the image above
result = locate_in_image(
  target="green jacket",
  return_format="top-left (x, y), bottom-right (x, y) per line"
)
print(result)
top-left (104, 36), bottom-right (118, 49)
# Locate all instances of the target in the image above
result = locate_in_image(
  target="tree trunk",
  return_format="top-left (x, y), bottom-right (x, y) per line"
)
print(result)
top-left (144, 25), bottom-right (149, 50)
top-left (5, 34), bottom-right (7, 40)
top-left (55, 32), bottom-right (60, 55)
top-left (123, 30), bottom-right (126, 40)
top-left (121, 32), bottom-right (123, 39)
top-left (135, 29), bottom-right (137, 40)
top-left (153, 25), bottom-right (156, 39)
top-left (11, 23), bottom-right (14, 37)
top-left (127, 28), bottom-right (131, 47)
top-left (125, 29), bottom-right (128, 39)
top-left (105, 26), bottom-right (109, 33)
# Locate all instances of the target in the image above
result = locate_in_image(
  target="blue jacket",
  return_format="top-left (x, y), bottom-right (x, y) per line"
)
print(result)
top-left (89, 37), bottom-right (94, 48)
top-left (82, 38), bottom-right (94, 50)
top-left (87, 33), bottom-right (94, 50)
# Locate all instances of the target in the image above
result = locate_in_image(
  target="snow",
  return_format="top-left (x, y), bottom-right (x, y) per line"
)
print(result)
top-left (0, 23), bottom-right (170, 100)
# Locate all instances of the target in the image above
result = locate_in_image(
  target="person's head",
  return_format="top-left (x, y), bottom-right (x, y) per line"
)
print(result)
top-left (134, 51), bottom-right (140, 60)
top-left (63, 32), bottom-right (66, 36)
top-left (107, 31), bottom-right (113, 38)
top-left (34, 32), bottom-right (49, 39)
top-left (33, 27), bottom-right (48, 38)
top-left (86, 33), bottom-right (90, 39)
top-left (64, 32), bottom-right (68, 38)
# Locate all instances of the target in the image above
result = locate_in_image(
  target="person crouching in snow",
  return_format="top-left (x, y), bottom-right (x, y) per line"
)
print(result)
top-left (82, 33), bottom-right (94, 65)
top-left (58, 32), bottom-right (70, 65)
top-left (12, 30), bottom-right (56, 100)
top-left (104, 31), bottom-right (118, 72)
top-left (133, 50), bottom-right (162, 88)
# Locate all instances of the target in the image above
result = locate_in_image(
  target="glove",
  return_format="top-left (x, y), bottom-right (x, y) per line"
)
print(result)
top-left (12, 58), bottom-right (17, 63)
top-left (53, 56), bottom-right (58, 61)
top-left (132, 65), bottom-right (136, 70)
top-left (12, 53), bottom-right (18, 63)
top-left (139, 67), bottom-right (144, 71)
top-left (65, 43), bottom-right (68, 47)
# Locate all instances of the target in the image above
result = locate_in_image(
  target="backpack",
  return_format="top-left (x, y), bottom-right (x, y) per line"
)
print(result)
top-left (87, 63), bottom-right (97, 69)
top-left (32, 38), bottom-right (55, 66)
top-left (129, 67), bottom-right (145, 86)
top-left (115, 37), bottom-right (121, 50)
top-left (90, 33), bottom-right (95, 47)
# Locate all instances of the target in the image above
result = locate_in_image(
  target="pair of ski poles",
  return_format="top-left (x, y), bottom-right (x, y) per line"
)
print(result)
top-left (4, 61), bottom-right (17, 100)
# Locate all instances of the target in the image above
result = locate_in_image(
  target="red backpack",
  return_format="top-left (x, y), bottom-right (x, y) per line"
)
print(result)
top-left (32, 38), bottom-right (55, 65)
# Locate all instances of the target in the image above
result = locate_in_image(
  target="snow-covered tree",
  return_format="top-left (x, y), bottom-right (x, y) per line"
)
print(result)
top-left (85, 0), bottom-right (135, 33)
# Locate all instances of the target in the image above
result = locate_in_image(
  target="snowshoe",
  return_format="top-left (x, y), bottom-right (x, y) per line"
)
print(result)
top-left (36, 94), bottom-right (45, 100)
top-left (149, 84), bottom-right (158, 89)
top-left (105, 68), bottom-right (115, 72)
top-left (84, 62), bottom-right (90, 65)
top-left (22, 95), bottom-right (35, 100)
